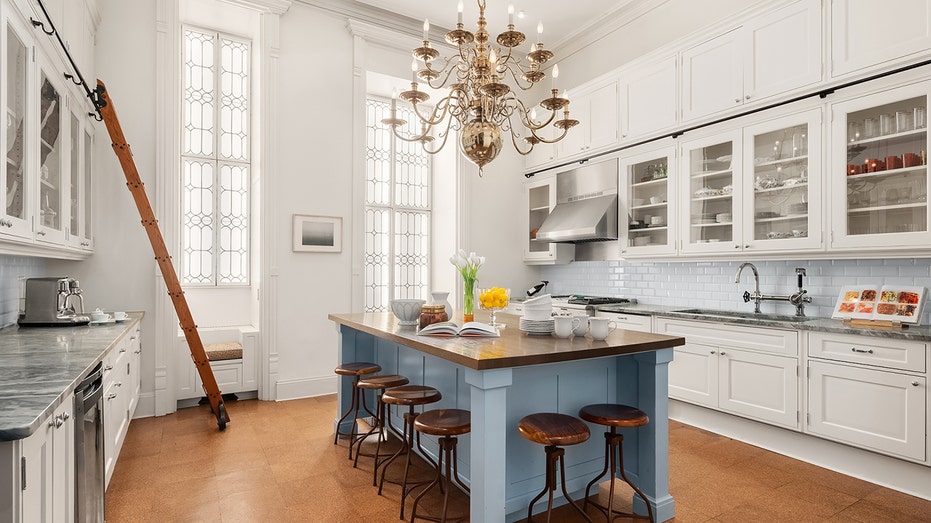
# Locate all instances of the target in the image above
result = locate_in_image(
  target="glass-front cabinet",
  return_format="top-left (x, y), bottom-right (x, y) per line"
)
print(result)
top-left (2, 13), bottom-right (31, 239)
top-left (831, 82), bottom-right (930, 249)
top-left (621, 146), bottom-right (676, 256)
top-left (680, 131), bottom-right (741, 253)
top-left (36, 61), bottom-right (66, 244)
top-left (742, 110), bottom-right (823, 251)
top-left (522, 174), bottom-right (574, 265)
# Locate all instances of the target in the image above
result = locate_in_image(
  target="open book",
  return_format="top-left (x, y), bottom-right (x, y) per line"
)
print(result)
top-left (417, 321), bottom-right (500, 337)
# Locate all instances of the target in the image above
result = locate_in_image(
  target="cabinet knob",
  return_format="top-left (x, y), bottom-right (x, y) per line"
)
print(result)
top-left (735, 98), bottom-right (741, 103)
top-left (913, 381), bottom-right (920, 387)
top-left (48, 415), bottom-right (63, 428)
top-left (120, 348), bottom-right (126, 353)
top-left (745, 94), bottom-right (751, 100)
top-left (107, 393), bottom-right (118, 401)
top-left (710, 350), bottom-right (716, 354)
top-left (36, 231), bottom-right (46, 236)
top-left (734, 245), bottom-right (739, 249)
top-left (850, 347), bottom-right (874, 354)
top-left (719, 351), bottom-right (726, 356)
top-left (60, 412), bottom-right (70, 422)
top-left (115, 382), bottom-right (122, 387)
top-left (104, 365), bottom-right (113, 371)
top-left (744, 244), bottom-right (750, 248)
top-left (134, 348), bottom-right (142, 354)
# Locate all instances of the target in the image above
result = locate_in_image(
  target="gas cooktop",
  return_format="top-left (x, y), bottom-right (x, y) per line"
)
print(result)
top-left (556, 295), bottom-right (636, 306)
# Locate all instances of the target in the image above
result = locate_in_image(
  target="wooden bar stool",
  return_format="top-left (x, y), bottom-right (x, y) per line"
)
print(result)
top-left (579, 403), bottom-right (654, 523)
top-left (411, 409), bottom-right (471, 523)
top-left (333, 362), bottom-right (381, 459)
top-left (378, 385), bottom-right (443, 519)
top-left (352, 373), bottom-right (410, 483)
top-left (518, 413), bottom-right (593, 523)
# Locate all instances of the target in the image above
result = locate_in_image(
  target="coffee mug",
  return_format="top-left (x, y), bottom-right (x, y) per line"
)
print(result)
top-left (589, 317), bottom-right (617, 340)
top-left (553, 316), bottom-right (581, 338)
top-left (113, 311), bottom-right (128, 321)
top-left (90, 308), bottom-right (110, 322)
top-left (573, 317), bottom-right (589, 337)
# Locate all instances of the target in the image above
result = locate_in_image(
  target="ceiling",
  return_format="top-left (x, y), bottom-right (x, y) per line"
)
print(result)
top-left (352, 0), bottom-right (636, 48)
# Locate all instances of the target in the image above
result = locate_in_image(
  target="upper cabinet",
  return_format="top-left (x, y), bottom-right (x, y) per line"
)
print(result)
top-left (522, 174), bottom-right (574, 265)
top-left (680, 131), bottom-right (742, 253)
top-left (0, 0), bottom-right (96, 258)
top-left (620, 55), bottom-right (678, 140)
top-left (832, 0), bottom-right (931, 78)
top-left (556, 76), bottom-right (620, 161)
top-left (830, 81), bottom-right (930, 250)
top-left (620, 146), bottom-right (677, 256)
top-left (682, 0), bottom-right (822, 122)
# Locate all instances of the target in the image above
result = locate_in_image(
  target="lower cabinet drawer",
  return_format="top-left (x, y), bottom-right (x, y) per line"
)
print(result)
top-left (808, 331), bottom-right (927, 372)
top-left (595, 311), bottom-right (652, 332)
top-left (807, 361), bottom-right (927, 463)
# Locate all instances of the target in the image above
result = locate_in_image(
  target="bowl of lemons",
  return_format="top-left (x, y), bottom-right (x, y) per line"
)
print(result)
top-left (479, 287), bottom-right (510, 328)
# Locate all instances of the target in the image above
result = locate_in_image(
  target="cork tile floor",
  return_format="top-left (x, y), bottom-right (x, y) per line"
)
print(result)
top-left (105, 395), bottom-right (931, 522)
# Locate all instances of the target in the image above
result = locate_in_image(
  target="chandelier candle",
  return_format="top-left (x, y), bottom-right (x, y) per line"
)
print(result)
top-left (381, 0), bottom-right (578, 174)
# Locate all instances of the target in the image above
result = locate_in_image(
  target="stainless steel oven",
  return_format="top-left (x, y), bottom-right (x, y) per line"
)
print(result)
top-left (74, 362), bottom-right (104, 523)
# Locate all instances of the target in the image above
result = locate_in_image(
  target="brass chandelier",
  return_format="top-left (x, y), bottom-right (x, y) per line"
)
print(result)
top-left (381, 0), bottom-right (578, 174)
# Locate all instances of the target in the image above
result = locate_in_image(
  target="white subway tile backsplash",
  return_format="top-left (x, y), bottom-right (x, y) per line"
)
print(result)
top-left (0, 256), bottom-right (46, 328)
top-left (541, 258), bottom-right (931, 324)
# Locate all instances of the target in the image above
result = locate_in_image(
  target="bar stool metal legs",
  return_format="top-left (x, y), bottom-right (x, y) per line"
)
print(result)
top-left (377, 385), bottom-right (442, 520)
top-left (333, 362), bottom-right (381, 459)
top-left (352, 374), bottom-right (410, 478)
top-left (518, 413), bottom-right (593, 523)
top-left (411, 409), bottom-right (471, 523)
top-left (579, 403), bottom-right (654, 523)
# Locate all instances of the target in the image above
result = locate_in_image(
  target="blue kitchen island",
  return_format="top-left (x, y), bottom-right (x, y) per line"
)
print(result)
top-left (328, 312), bottom-right (685, 522)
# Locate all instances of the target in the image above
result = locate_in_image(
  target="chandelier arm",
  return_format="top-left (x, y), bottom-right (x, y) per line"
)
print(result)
top-left (503, 62), bottom-right (539, 92)
top-left (507, 123), bottom-right (534, 156)
top-left (419, 117), bottom-right (455, 155)
top-left (389, 124), bottom-right (435, 143)
top-left (424, 57), bottom-right (459, 90)
top-left (534, 124), bottom-right (571, 144)
top-left (408, 99), bottom-right (452, 127)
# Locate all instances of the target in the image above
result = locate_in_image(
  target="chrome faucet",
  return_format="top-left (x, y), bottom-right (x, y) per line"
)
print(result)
top-left (734, 263), bottom-right (813, 316)
top-left (789, 268), bottom-right (813, 316)
top-left (735, 262), bottom-right (763, 313)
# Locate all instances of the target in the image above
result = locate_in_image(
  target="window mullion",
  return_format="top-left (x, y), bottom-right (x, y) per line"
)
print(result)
top-left (212, 32), bottom-right (222, 285)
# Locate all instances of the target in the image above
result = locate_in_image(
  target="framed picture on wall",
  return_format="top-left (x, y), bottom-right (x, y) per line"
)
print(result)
top-left (292, 214), bottom-right (342, 253)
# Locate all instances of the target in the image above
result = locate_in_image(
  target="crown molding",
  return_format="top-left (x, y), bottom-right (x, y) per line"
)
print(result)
top-left (222, 0), bottom-right (292, 15)
top-left (346, 18), bottom-right (456, 56)
top-left (552, 0), bottom-right (669, 61)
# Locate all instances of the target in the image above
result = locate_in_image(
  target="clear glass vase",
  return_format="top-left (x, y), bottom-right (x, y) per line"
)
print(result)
top-left (463, 278), bottom-right (475, 323)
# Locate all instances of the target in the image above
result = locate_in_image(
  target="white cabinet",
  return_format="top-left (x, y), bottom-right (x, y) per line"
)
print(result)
top-left (522, 174), bottom-right (574, 265)
top-left (679, 130), bottom-right (742, 253)
top-left (620, 146), bottom-right (677, 256)
top-left (657, 317), bottom-right (800, 430)
top-left (831, 0), bottom-right (931, 78)
top-left (682, 0), bottom-right (822, 122)
top-left (829, 81), bottom-right (930, 250)
top-left (808, 360), bottom-right (926, 463)
top-left (103, 325), bottom-right (141, 488)
top-left (620, 56), bottom-right (677, 139)
top-left (557, 76), bottom-right (619, 160)
top-left (1, 2), bottom-right (33, 240)
top-left (524, 126), bottom-right (555, 171)
top-left (807, 331), bottom-right (928, 463)
top-left (20, 395), bottom-right (74, 523)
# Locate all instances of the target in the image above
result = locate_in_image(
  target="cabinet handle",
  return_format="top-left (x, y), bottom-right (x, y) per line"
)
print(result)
top-left (60, 412), bottom-right (70, 422)
top-left (734, 245), bottom-right (739, 249)
top-left (710, 350), bottom-right (716, 354)
top-left (115, 382), bottom-right (122, 387)
top-left (734, 98), bottom-right (741, 103)
top-left (744, 244), bottom-right (750, 248)
top-left (48, 415), bottom-right (63, 428)
top-left (36, 231), bottom-right (46, 236)
top-left (745, 94), bottom-right (751, 100)
top-left (134, 348), bottom-right (142, 354)
top-left (104, 365), bottom-right (113, 371)
top-left (850, 347), bottom-right (874, 354)
top-left (130, 336), bottom-right (136, 340)
top-left (912, 381), bottom-right (920, 387)
top-left (120, 348), bottom-right (126, 353)
top-left (719, 351), bottom-right (726, 356)
top-left (107, 393), bottom-right (118, 401)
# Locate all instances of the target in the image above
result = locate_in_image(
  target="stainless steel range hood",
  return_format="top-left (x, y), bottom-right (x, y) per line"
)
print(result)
top-left (535, 159), bottom-right (618, 243)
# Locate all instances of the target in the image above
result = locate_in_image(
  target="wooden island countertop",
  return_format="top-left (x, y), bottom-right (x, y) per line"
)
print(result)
top-left (327, 312), bottom-right (685, 370)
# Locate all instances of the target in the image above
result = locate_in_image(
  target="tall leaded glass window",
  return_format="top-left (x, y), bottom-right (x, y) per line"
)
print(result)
top-left (363, 97), bottom-right (431, 312)
top-left (181, 27), bottom-right (250, 285)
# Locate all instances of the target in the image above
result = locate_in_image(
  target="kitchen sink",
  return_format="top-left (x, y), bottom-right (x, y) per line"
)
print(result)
top-left (670, 308), bottom-right (811, 323)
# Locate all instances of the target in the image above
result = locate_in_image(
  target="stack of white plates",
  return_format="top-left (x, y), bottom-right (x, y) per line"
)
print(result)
top-left (519, 317), bottom-right (554, 336)
top-left (522, 294), bottom-right (553, 321)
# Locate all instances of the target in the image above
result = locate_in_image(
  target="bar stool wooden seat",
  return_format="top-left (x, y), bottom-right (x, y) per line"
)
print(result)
top-left (518, 413), bottom-right (593, 523)
top-left (579, 403), bottom-right (654, 523)
top-left (333, 362), bottom-right (381, 459)
top-left (410, 409), bottom-right (471, 523)
top-left (353, 373), bottom-right (411, 482)
top-left (378, 385), bottom-right (443, 519)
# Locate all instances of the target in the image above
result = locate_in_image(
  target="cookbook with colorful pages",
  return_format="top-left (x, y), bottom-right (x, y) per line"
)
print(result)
top-left (832, 284), bottom-right (926, 325)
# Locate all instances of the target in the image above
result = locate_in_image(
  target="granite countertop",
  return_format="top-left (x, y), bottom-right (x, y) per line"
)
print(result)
top-left (0, 313), bottom-right (143, 441)
top-left (594, 304), bottom-right (931, 342)
top-left (328, 311), bottom-right (684, 370)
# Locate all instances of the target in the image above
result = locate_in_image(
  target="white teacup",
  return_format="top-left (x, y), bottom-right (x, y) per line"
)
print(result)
top-left (553, 316), bottom-right (581, 338)
top-left (573, 317), bottom-right (589, 337)
top-left (589, 317), bottom-right (617, 340)
top-left (113, 311), bottom-right (128, 321)
top-left (90, 308), bottom-right (110, 322)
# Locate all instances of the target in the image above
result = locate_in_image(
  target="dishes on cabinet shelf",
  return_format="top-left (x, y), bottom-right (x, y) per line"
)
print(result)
top-left (694, 187), bottom-right (719, 198)
top-left (720, 184), bottom-right (733, 195)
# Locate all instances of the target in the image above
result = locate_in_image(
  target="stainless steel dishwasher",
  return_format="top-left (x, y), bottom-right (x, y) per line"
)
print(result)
top-left (74, 362), bottom-right (104, 522)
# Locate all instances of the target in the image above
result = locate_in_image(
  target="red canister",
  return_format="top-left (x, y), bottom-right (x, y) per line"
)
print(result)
top-left (865, 158), bottom-right (885, 172)
top-left (886, 155), bottom-right (903, 170)
top-left (847, 164), bottom-right (860, 175)
top-left (903, 152), bottom-right (922, 167)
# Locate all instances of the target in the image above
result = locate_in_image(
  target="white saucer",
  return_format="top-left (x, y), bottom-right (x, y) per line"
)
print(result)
top-left (397, 320), bottom-right (419, 326)
top-left (114, 317), bottom-right (130, 322)
top-left (89, 318), bottom-right (116, 325)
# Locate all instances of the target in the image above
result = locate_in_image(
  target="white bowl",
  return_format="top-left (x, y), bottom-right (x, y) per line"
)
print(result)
top-left (390, 299), bottom-right (425, 325)
top-left (523, 309), bottom-right (553, 321)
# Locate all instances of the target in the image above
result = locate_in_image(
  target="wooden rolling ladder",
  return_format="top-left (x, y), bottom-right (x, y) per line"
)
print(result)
top-left (97, 83), bottom-right (228, 430)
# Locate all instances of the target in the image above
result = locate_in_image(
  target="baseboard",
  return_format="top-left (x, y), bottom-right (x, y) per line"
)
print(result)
top-left (132, 392), bottom-right (157, 419)
top-left (276, 375), bottom-right (337, 401)
top-left (669, 400), bottom-right (931, 501)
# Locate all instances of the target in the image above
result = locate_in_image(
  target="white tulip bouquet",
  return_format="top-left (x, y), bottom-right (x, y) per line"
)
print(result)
top-left (449, 249), bottom-right (484, 321)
